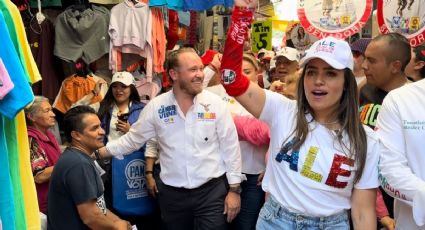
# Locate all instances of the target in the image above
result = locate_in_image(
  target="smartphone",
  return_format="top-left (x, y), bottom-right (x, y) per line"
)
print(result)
top-left (117, 113), bottom-right (129, 122)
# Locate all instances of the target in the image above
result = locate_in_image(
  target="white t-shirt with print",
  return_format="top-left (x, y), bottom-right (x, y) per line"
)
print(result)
top-left (260, 90), bottom-right (379, 217)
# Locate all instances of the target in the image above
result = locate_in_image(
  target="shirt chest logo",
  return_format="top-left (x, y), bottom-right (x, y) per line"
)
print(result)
top-left (158, 105), bottom-right (176, 123)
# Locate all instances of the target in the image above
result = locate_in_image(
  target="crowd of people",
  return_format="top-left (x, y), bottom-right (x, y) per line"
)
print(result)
top-left (22, 0), bottom-right (425, 229)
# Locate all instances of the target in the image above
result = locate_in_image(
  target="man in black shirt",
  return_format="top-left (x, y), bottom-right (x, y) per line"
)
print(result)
top-left (360, 32), bottom-right (411, 230)
top-left (47, 106), bottom-right (130, 230)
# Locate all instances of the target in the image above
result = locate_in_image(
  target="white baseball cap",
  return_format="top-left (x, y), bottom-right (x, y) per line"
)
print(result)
top-left (300, 37), bottom-right (354, 70)
top-left (111, 72), bottom-right (135, 86)
top-left (274, 47), bottom-right (300, 62)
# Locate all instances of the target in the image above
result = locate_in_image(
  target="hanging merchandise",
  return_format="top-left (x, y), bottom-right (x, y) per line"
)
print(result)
top-left (54, 4), bottom-right (110, 64)
top-left (297, 0), bottom-right (373, 39)
top-left (149, 0), bottom-right (184, 10)
top-left (109, 0), bottom-right (153, 79)
top-left (0, 9), bottom-right (37, 230)
top-left (89, 0), bottom-right (123, 4)
top-left (29, 0), bottom-right (62, 8)
top-left (188, 11), bottom-right (197, 45)
top-left (251, 19), bottom-right (272, 52)
top-left (183, 0), bottom-right (233, 11)
top-left (0, 59), bottom-right (14, 100)
top-left (166, 9), bottom-right (179, 50)
top-left (151, 8), bottom-right (166, 73)
top-left (377, 0), bottom-right (425, 47)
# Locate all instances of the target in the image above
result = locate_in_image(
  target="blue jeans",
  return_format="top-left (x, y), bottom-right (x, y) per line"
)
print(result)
top-left (256, 196), bottom-right (350, 230)
top-left (230, 174), bottom-right (265, 230)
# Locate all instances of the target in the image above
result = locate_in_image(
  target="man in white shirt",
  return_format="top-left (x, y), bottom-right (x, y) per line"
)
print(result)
top-left (99, 47), bottom-right (244, 230)
top-left (377, 79), bottom-right (425, 229)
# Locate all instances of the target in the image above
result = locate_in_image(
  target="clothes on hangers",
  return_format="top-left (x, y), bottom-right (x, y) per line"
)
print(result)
top-left (151, 7), bottom-right (166, 73)
top-left (27, 17), bottom-right (63, 101)
top-left (1, 0), bottom-right (41, 84)
top-left (0, 59), bottom-right (14, 100)
top-left (149, 0), bottom-right (184, 10)
top-left (54, 5), bottom-right (110, 64)
top-left (109, 0), bottom-right (153, 79)
top-left (53, 74), bottom-right (105, 114)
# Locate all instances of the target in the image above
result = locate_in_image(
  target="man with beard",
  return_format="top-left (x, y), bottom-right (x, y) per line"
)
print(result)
top-left (99, 47), bottom-right (243, 230)
top-left (47, 106), bottom-right (130, 230)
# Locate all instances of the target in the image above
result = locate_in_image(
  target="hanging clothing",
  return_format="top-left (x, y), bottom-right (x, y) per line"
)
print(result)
top-left (183, 0), bottom-right (233, 11)
top-left (109, 0), bottom-right (153, 79)
top-left (0, 10), bottom-right (36, 230)
top-left (188, 11), bottom-right (197, 45)
top-left (149, 0), bottom-right (184, 10)
top-left (1, 0), bottom-right (41, 84)
top-left (53, 74), bottom-right (104, 114)
top-left (0, 59), bottom-right (14, 100)
top-left (27, 18), bottom-right (63, 101)
top-left (151, 7), bottom-right (166, 73)
top-left (166, 9), bottom-right (178, 50)
top-left (29, 0), bottom-right (62, 7)
top-left (54, 5), bottom-right (110, 64)
top-left (0, 116), bottom-right (16, 230)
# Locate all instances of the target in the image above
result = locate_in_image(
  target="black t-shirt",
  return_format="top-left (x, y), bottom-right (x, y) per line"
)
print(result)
top-left (47, 147), bottom-right (106, 230)
top-left (359, 84), bottom-right (394, 221)
top-left (359, 84), bottom-right (388, 130)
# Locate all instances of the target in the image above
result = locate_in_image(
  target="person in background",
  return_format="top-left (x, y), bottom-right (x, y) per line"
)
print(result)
top-left (271, 47), bottom-right (300, 83)
top-left (405, 43), bottom-right (425, 81)
top-left (47, 106), bottom-right (130, 230)
top-left (269, 71), bottom-right (300, 100)
top-left (360, 33), bottom-right (411, 229)
top-left (220, 1), bottom-right (379, 227)
top-left (25, 96), bottom-right (61, 214)
top-left (350, 38), bottom-right (371, 90)
top-left (96, 71), bottom-right (159, 229)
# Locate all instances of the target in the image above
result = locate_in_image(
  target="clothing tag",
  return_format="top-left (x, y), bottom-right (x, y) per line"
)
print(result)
top-left (94, 160), bottom-right (106, 176)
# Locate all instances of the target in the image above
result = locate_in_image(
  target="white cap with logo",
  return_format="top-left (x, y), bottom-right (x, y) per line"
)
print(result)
top-left (300, 37), bottom-right (354, 71)
top-left (111, 72), bottom-right (135, 86)
top-left (274, 47), bottom-right (300, 62)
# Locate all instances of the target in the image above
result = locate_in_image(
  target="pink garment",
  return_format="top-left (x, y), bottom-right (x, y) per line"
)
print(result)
top-left (135, 77), bottom-right (160, 104)
top-left (376, 189), bottom-right (390, 219)
top-left (0, 59), bottom-right (14, 100)
top-left (27, 126), bottom-right (61, 213)
top-left (109, 0), bottom-right (153, 78)
top-left (233, 115), bottom-right (270, 146)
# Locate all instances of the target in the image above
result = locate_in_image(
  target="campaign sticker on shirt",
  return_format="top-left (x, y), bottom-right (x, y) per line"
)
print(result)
top-left (158, 105), bottom-right (177, 124)
top-left (289, 23), bottom-right (319, 52)
top-left (377, 0), bottom-right (425, 47)
top-left (297, 0), bottom-right (373, 39)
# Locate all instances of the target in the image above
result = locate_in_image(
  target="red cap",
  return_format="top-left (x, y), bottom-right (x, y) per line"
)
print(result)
top-left (201, 50), bottom-right (218, 66)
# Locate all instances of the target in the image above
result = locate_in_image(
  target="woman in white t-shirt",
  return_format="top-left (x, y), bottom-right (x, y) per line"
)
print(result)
top-left (219, 3), bottom-right (379, 227)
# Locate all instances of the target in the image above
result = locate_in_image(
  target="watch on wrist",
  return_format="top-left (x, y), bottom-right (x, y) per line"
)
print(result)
top-left (229, 185), bottom-right (242, 194)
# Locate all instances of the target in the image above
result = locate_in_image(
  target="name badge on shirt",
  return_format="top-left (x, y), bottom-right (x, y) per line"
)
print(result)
top-left (158, 105), bottom-right (176, 124)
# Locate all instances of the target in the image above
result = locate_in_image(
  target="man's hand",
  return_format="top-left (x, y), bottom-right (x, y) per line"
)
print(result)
top-left (146, 174), bottom-right (158, 197)
top-left (234, 0), bottom-right (257, 8)
top-left (113, 219), bottom-right (132, 230)
top-left (223, 192), bottom-right (241, 223)
top-left (269, 80), bottom-right (285, 94)
top-left (209, 53), bottom-right (223, 72)
top-left (379, 216), bottom-right (395, 230)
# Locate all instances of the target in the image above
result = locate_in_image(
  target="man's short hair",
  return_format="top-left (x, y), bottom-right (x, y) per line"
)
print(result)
top-left (373, 33), bottom-right (411, 72)
top-left (62, 105), bottom-right (96, 143)
top-left (164, 47), bottom-right (197, 83)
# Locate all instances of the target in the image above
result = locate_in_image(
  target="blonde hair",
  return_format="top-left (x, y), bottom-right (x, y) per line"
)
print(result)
top-left (243, 53), bottom-right (259, 71)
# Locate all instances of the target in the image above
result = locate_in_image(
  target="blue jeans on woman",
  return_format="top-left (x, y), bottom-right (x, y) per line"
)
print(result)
top-left (230, 174), bottom-right (265, 230)
top-left (256, 196), bottom-right (350, 230)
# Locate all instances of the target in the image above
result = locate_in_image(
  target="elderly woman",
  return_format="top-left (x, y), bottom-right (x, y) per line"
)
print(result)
top-left (25, 96), bottom-right (61, 214)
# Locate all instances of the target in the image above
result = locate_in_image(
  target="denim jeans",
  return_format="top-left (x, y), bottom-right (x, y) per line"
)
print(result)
top-left (230, 174), bottom-right (265, 230)
top-left (256, 196), bottom-right (350, 230)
